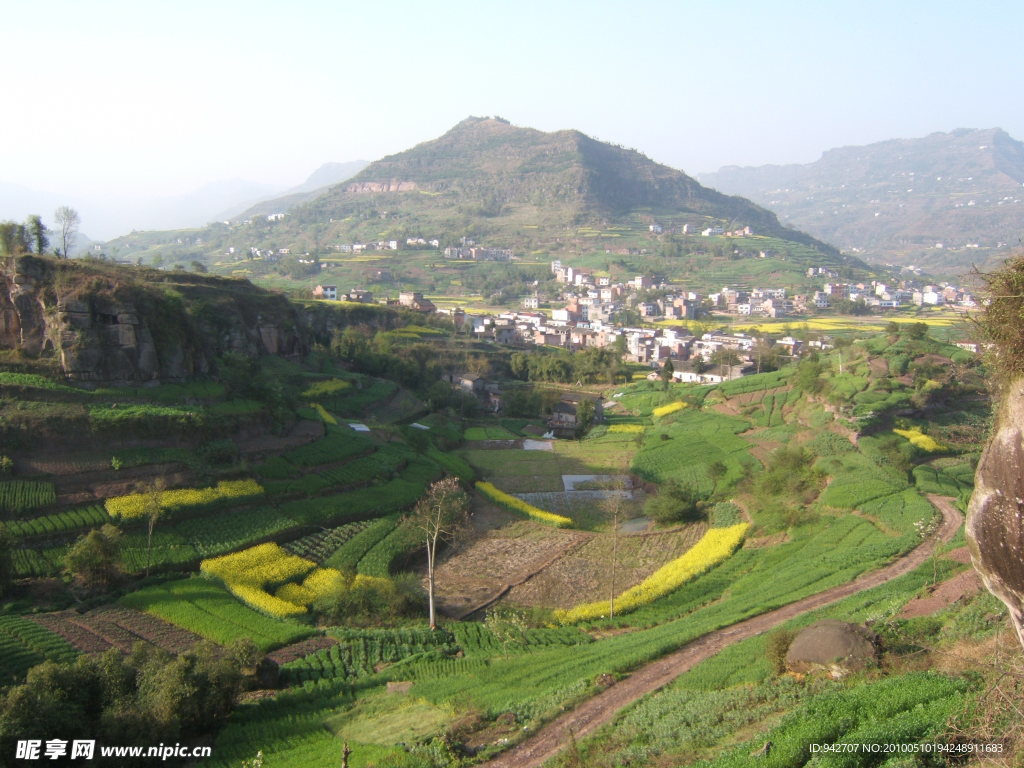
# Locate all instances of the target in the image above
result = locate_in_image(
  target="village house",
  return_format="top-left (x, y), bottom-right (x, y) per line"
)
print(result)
top-left (672, 361), bottom-right (752, 384)
top-left (547, 393), bottom-right (604, 437)
top-left (395, 291), bottom-right (437, 313)
top-left (312, 285), bottom-right (338, 300)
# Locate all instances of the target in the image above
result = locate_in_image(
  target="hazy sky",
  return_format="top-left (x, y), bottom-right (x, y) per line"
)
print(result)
top-left (4, 0), bottom-right (1023, 239)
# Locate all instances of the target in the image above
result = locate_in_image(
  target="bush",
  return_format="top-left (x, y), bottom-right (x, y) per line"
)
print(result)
top-left (644, 481), bottom-right (708, 524)
top-left (765, 628), bottom-right (796, 675)
top-left (314, 571), bottom-right (425, 624)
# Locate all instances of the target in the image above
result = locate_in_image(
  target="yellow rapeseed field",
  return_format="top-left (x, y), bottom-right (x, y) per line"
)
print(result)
top-left (201, 542), bottom-right (316, 587)
top-left (893, 428), bottom-right (947, 453)
top-left (553, 523), bottom-right (749, 623)
top-left (309, 402), bottom-right (338, 425)
top-left (475, 481), bottom-right (573, 527)
top-left (105, 479), bottom-right (264, 519)
top-left (652, 401), bottom-right (686, 419)
top-left (201, 545), bottom-right (395, 618)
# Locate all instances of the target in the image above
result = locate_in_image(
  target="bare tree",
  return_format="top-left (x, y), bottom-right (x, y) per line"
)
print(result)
top-left (410, 476), bottom-right (469, 629)
top-left (140, 478), bottom-right (166, 577)
top-left (54, 206), bottom-right (80, 259)
top-left (602, 478), bottom-right (630, 619)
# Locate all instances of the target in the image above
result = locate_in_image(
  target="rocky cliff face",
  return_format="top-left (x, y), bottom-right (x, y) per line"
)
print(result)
top-left (967, 379), bottom-right (1024, 647)
top-left (0, 256), bottom-right (309, 386)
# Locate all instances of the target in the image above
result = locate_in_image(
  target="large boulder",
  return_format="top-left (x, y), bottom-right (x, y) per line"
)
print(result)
top-left (784, 619), bottom-right (878, 678)
top-left (966, 377), bottom-right (1024, 647)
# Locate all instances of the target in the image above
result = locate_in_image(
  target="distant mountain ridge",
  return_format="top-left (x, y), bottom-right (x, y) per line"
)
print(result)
top-left (699, 128), bottom-right (1024, 271)
top-left (230, 160), bottom-right (369, 219)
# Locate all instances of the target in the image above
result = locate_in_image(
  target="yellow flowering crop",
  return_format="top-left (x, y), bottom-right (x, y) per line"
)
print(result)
top-left (553, 523), bottom-right (748, 623)
top-left (608, 424), bottom-right (645, 433)
top-left (302, 378), bottom-right (351, 398)
top-left (228, 583), bottom-right (307, 618)
top-left (201, 543), bottom-right (317, 617)
top-left (301, 567), bottom-right (347, 602)
top-left (652, 401), bottom-right (686, 419)
top-left (475, 481), bottom-right (573, 527)
top-left (309, 402), bottom-right (338, 425)
top-left (105, 479), bottom-right (264, 519)
top-left (201, 542), bottom-right (315, 587)
top-left (893, 428), bottom-right (947, 453)
top-left (275, 582), bottom-right (316, 606)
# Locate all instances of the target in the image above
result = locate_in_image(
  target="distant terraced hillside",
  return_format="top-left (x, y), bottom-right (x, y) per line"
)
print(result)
top-left (700, 127), bottom-right (1024, 272)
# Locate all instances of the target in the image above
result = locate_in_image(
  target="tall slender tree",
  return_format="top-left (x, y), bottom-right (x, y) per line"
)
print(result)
top-left (54, 206), bottom-right (80, 259)
top-left (25, 215), bottom-right (48, 254)
top-left (410, 476), bottom-right (469, 629)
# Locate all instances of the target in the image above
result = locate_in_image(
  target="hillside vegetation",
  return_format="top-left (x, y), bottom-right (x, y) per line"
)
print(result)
top-left (0, 263), bottom-right (1012, 767)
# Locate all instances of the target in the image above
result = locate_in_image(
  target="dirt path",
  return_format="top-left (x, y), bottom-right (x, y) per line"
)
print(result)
top-left (480, 495), bottom-right (963, 768)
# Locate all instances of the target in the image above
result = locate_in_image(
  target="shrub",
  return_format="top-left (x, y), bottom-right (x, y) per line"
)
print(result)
top-left (644, 481), bottom-right (708, 524)
top-left (313, 572), bottom-right (425, 624)
top-left (765, 628), bottom-right (796, 675)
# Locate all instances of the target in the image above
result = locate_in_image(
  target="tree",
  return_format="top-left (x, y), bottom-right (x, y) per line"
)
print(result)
top-left (600, 478), bottom-right (630, 618)
top-left (54, 206), bottom-right (80, 259)
top-left (410, 477), bottom-right (470, 629)
top-left (64, 524), bottom-right (121, 593)
top-left (140, 480), bottom-right (165, 577)
top-left (711, 348), bottom-right (742, 379)
top-left (25, 215), bottom-right (49, 254)
top-left (660, 358), bottom-right (675, 391)
top-left (0, 221), bottom-right (29, 258)
top-left (574, 398), bottom-right (595, 438)
top-left (643, 480), bottom-right (706, 524)
top-left (484, 605), bottom-right (528, 658)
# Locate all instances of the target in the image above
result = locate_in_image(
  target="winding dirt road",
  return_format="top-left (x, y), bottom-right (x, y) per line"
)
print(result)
top-left (480, 495), bottom-right (963, 768)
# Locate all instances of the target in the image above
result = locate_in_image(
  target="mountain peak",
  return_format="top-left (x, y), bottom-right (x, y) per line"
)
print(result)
top-left (295, 118), bottom-right (836, 256)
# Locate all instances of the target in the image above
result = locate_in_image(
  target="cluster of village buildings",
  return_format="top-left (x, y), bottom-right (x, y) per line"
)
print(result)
top-left (314, 259), bottom-right (980, 384)
top-left (305, 262), bottom-right (982, 429)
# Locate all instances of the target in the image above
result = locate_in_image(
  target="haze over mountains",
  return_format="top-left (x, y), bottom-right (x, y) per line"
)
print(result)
top-left (0, 161), bottom-right (369, 243)
top-left (699, 128), bottom-right (1024, 272)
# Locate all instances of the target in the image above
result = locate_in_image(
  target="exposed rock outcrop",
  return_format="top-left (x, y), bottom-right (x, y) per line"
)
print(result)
top-left (1, 256), bottom-right (309, 386)
top-left (784, 619), bottom-right (878, 677)
top-left (966, 378), bottom-right (1024, 647)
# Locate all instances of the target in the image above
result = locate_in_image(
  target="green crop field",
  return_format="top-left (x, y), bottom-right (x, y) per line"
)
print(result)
top-left (119, 578), bottom-right (316, 652)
